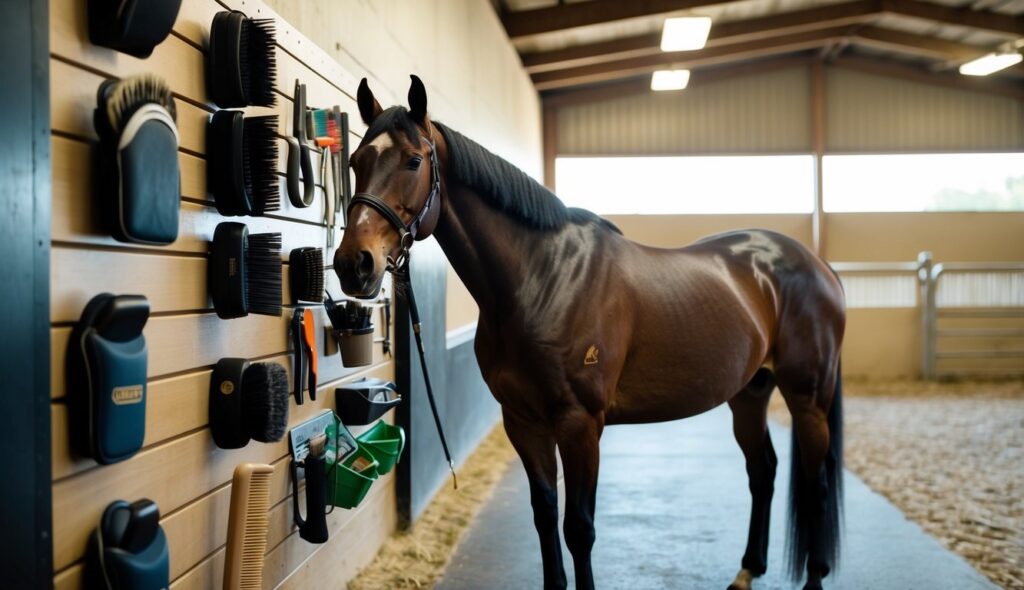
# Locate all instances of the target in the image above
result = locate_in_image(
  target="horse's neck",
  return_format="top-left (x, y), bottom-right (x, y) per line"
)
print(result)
top-left (433, 182), bottom-right (536, 321)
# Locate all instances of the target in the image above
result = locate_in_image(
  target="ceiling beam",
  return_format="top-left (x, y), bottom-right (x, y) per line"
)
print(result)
top-left (833, 55), bottom-right (1024, 100)
top-left (503, 0), bottom-right (736, 40)
top-left (853, 26), bottom-right (988, 62)
top-left (532, 26), bottom-right (849, 91)
top-left (541, 54), bottom-right (819, 108)
top-left (523, 0), bottom-right (881, 73)
top-left (880, 0), bottom-right (1024, 37)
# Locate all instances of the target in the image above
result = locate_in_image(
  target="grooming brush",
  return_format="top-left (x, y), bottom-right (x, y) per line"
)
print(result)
top-left (289, 247), bottom-right (324, 303)
top-left (242, 362), bottom-right (290, 443)
top-left (207, 111), bottom-right (280, 216)
top-left (208, 11), bottom-right (276, 108)
top-left (224, 463), bottom-right (273, 590)
top-left (88, 0), bottom-right (182, 58)
top-left (210, 359), bottom-right (289, 449)
top-left (94, 74), bottom-right (180, 245)
top-left (210, 222), bottom-right (282, 319)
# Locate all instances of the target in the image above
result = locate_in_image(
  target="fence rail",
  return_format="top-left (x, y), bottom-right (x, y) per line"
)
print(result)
top-left (833, 252), bottom-right (1024, 379)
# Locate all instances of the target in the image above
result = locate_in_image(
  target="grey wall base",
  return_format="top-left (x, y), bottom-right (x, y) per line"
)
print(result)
top-left (396, 238), bottom-right (499, 526)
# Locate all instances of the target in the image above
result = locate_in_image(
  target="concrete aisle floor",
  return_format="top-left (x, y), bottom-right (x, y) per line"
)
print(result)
top-left (437, 405), bottom-right (995, 590)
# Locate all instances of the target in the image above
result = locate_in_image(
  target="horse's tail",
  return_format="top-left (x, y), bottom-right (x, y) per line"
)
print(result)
top-left (786, 364), bottom-right (844, 580)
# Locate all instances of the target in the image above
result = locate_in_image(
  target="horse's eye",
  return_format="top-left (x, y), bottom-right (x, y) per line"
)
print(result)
top-left (407, 156), bottom-right (422, 170)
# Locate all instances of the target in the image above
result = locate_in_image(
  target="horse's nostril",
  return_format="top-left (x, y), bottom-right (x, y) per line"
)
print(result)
top-left (357, 250), bottom-right (374, 279)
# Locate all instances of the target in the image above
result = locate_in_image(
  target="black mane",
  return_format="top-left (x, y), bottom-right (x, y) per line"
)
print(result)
top-left (360, 106), bottom-right (619, 233)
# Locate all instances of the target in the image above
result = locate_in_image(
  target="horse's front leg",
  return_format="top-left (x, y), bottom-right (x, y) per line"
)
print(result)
top-left (556, 406), bottom-right (604, 590)
top-left (504, 409), bottom-right (567, 589)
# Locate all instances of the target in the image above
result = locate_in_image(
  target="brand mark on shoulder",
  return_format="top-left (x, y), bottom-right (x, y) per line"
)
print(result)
top-left (584, 345), bottom-right (599, 366)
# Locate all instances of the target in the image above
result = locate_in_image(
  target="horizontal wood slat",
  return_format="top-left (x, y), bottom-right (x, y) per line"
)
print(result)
top-left (50, 136), bottom-right (335, 248)
top-left (50, 245), bottom-right (344, 322)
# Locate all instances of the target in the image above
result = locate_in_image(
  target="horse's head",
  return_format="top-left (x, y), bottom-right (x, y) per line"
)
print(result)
top-left (335, 75), bottom-right (442, 298)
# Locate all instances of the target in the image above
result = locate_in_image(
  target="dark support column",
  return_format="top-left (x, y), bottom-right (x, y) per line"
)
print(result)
top-left (0, 0), bottom-right (52, 587)
top-left (811, 61), bottom-right (827, 257)
top-left (542, 104), bottom-right (558, 191)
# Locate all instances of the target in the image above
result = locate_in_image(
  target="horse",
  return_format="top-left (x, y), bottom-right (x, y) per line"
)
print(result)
top-left (335, 75), bottom-right (846, 590)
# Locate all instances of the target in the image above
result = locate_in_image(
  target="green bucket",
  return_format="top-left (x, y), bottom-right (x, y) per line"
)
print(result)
top-left (326, 444), bottom-right (380, 509)
top-left (356, 420), bottom-right (406, 475)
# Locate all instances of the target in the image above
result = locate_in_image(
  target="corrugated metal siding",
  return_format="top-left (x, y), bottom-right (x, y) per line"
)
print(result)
top-left (826, 68), bottom-right (1024, 152)
top-left (557, 67), bottom-right (812, 155)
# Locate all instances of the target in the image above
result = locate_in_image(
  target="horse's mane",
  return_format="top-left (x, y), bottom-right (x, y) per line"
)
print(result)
top-left (360, 107), bottom-right (619, 234)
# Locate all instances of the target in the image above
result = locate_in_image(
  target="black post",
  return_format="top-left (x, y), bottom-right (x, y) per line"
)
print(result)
top-left (0, 0), bottom-right (52, 586)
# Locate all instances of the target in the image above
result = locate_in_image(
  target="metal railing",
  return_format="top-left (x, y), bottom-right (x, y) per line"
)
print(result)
top-left (923, 257), bottom-right (1024, 378)
top-left (833, 252), bottom-right (1024, 379)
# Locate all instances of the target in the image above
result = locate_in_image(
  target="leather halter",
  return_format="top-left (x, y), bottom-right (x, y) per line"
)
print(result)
top-left (347, 137), bottom-right (441, 269)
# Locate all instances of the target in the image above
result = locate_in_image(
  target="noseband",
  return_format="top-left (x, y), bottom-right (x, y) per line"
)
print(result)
top-left (347, 138), bottom-right (441, 271)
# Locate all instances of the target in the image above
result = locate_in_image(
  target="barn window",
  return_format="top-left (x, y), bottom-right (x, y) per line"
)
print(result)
top-left (823, 153), bottom-right (1024, 212)
top-left (555, 155), bottom-right (815, 214)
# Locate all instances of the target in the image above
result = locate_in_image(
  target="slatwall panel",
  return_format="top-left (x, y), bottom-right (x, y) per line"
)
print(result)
top-left (48, 1), bottom-right (402, 587)
top-left (557, 67), bottom-right (812, 155)
top-left (826, 68), bottom-right (1024, 152)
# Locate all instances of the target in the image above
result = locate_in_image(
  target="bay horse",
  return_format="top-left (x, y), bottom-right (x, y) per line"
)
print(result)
top-left (335, 76), bottom-right (845, 590)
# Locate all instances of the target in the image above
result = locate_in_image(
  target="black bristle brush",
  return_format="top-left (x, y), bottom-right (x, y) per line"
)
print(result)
top-left (210, 222), bottom-right (282, 319)
top-left (210, 359), bottom-right (289, 449)
top-left (207, 111), bottom-right (280, 216)
top-left (241, 362), bottom-right (290, 443)
top-left (208, 11), bottom-right (276, 108)
top-left (289, 247), bottom-right (324, 303)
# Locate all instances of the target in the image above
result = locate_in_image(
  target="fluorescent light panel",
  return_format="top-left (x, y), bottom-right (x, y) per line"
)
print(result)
top-left (651, 69), bottom-right (691, 91)
top-left (661, 17), bottom-right (712, 51)
top-left (959, 52), bottom-right (1022, 76)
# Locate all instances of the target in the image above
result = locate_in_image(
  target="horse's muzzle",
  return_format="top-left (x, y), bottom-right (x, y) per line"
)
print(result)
top-left (335, 249), bottom-right (383, 299)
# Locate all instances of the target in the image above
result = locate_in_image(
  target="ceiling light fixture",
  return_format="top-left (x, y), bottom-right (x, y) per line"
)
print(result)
top-left (651, 69), bottom-right (691, 91)
top-left (959, 51), bottom-right (1022, 76)
top-left (661, 16), bottom-right (712, 51)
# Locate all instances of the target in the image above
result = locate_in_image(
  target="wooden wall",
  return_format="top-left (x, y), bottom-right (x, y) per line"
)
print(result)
top-left (49, 0), bottom-right (405, 587)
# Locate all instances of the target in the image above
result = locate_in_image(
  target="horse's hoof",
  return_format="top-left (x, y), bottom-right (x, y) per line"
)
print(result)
top-left (801, 583), bottom-right (823, 590)
top-left (727, 568), bottom-right (754, 590)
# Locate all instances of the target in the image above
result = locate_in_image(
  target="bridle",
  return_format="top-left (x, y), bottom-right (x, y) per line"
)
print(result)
top-left (344, 133), bottom-right (457, 488)
top-left (347, 136), bottom-right (441, 272)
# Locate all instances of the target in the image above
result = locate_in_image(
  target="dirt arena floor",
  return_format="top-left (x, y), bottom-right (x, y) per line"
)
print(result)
top-left (770, 378), bottom-right (1024, 589)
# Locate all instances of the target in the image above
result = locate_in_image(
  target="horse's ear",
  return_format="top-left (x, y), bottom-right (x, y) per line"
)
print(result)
top-left (408, 75), bottom-right (428, 126)
top-left (357, 78), bottom-right (383, 126)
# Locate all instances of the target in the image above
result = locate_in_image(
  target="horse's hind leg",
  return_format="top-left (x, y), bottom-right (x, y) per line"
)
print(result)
top-left (727, 368), bottom-right (778, 590)
top-left (504, 409), bottom-right (567, 590)
top-left (777, 359), bottom-right (843, 590)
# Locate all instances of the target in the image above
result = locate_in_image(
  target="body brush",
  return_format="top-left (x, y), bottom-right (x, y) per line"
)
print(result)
top-left (210, 222), bottom-right (282, 319)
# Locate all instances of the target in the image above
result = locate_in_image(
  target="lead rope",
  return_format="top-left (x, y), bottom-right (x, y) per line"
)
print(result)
top-left (392, 251), bottom-right (458, 490)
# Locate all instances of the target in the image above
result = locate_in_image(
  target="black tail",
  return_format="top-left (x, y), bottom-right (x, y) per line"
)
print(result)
top-left (786, 368), bottom-right (844, 580)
